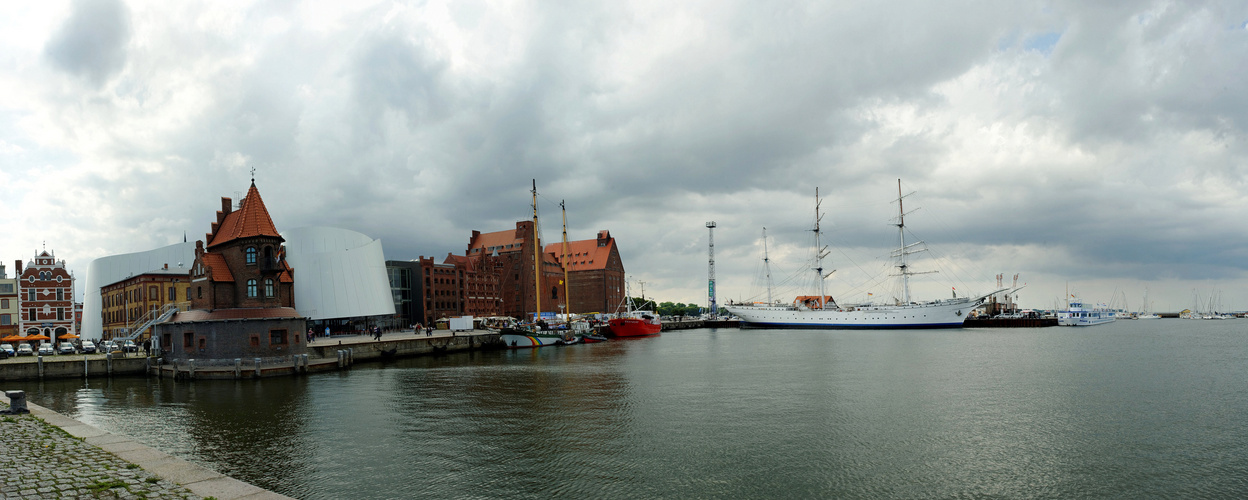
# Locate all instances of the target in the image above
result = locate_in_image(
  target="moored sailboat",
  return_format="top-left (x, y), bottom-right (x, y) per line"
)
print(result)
top-left (500, 180), bottom-right (578, 348)
top-left (725, 181), bottom-right (1001, 329)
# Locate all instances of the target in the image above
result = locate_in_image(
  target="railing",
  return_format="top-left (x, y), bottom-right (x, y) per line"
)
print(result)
top-left (119, 302), bottom-right (189, 342)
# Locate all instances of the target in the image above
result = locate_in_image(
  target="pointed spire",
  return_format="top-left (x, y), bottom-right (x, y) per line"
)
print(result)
top-left (207, 182), bottom-right (283, 249)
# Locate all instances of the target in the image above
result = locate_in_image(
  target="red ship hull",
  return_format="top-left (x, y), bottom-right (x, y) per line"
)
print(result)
top-left (607, 318), bottom-right (662, 337)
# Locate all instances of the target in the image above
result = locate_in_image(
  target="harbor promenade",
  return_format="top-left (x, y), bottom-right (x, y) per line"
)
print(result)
top-left (0, 392), bottom-right (292, 499)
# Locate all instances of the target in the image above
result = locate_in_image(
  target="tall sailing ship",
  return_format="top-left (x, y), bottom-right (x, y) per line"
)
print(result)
top-left (725, 180), bottom-right (1001, 329)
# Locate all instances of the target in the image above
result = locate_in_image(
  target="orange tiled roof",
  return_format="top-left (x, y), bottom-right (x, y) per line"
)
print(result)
top-left (208, 182), bottom-right (282, 249)
top-left (545, 238), bottom-right (614, 271)
top-left (201, 252), bottom-right (234, 282)
top-left (468, 228), bottom-right (524, 254)
top-left (278, 260), bottom-right (293, 283)
top-left (444, 254), bottom-right (477, 271)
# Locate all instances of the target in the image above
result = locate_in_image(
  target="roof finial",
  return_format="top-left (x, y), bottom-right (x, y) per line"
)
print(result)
top-left (250, 166), bottom-right (256, 186)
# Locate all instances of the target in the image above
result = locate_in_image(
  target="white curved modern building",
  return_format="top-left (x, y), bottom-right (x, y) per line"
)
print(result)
top-left (82, 227), bottom-right (394, 338)
top-left (280, 226), bottom-right (395, 321)
top-left (81, 242), bottom-right (197, 340)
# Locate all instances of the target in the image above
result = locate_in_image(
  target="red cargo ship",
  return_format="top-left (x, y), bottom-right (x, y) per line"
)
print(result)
top-left (607, 311), bottom-right (662, 337)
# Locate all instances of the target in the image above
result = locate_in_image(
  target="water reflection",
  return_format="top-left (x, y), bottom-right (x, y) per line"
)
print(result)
top-left (25, 324), bottom-right (1248, 499)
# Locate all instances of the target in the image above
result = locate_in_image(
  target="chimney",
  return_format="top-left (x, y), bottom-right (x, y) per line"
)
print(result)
top-left (0, 263), bottom-right (5, 279)
top-left (221, 197), bottom-right (232, 216)
top-left (15, 260), bottom-right (22, 275)
top-left (163, 263), bottom-right (169, 270)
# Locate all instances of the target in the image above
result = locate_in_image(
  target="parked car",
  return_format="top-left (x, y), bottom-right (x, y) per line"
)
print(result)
top-left (58, 342), bottom-right (77, 354)
top-left (17, 344), bottom-right (34, 356)
top-left (0, 344), bottom-right (14, 357)
top-left (81, 340), bottom-right (97, 354)
top-left (37, 343), bottom-right (55, 356)
top-left (101, 341), bottom-right (119, 353)
top-left (123, 340), bottom-right (138, 353)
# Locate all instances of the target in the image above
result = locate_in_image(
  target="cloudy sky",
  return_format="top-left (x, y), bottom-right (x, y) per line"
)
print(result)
top-left (2, 0), bottom-right (1247, 313)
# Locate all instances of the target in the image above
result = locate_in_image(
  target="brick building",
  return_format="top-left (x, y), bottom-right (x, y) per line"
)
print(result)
top-left (17, 250), bottom-right (76, 342)
top-left (543, 230), bottom-right (627, 315)
top-left (100, 264), bottom-right (191, 341)
top-left (154, 181), bottom-right (306, 361)
top-left (466, 221), bottom-right (568, 320)
top-left (0, 264), bottom-right (17, 338)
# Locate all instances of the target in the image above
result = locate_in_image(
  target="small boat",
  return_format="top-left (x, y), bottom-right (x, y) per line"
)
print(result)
top-left (1057, 297), bottom-right (1116, 326)
top-left (581, 332), bottom-right (609, 343)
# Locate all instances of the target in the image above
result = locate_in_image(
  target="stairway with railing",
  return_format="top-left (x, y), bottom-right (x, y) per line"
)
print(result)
top-left (118, 302), bottom-right (188, 342)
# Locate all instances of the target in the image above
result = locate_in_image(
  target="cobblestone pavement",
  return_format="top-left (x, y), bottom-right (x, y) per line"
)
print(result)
top-left (0, 403), bottom-right (200, 499)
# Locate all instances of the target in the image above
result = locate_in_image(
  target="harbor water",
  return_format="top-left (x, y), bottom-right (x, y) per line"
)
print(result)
top-left (24, 320), bottom-right (1248, 499)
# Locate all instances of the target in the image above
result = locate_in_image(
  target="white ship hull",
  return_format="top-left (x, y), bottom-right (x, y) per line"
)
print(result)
top-left (725, 297), bottom-right (983, 329)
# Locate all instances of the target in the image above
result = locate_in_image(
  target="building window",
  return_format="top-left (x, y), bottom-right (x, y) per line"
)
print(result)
top-left (199, 338), bottom-right (206, 350)
top-left (250, 336), bottom-right (260, 347)
top-left (169, 287), bottom-right (176, 301)
top-left (265, 279), bottom-right (274, 298)
top-left (0, 299), bottom-right (6, 308)
top-left (149, 286), bottom-right (158, 300)
top-left (270, 329), bottom-right (287, 345)
top-left (247, 279), bottom-right (257, 298)
top-left (0, 314), bottom-right (9, 325)
top-left (57, 289), bottom-right (64, 301)
top-left (186, 288), bottom-right (192, 301)
top-left (27, 289), bottom-right (34, 301)
top-left (197, 286), bottom-right (203, 299)
top-left (183, 332), bottom-right (194, 348)
top-left (29, 308), bottom-right (36, 321)
top-left (56, 308), bottom-right (64, 321)
top-left (246, 247), bottom-right (257, 265)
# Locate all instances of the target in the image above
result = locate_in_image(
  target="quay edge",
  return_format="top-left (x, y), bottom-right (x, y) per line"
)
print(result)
top-left (0, 330), bottom-right (503, 381)
top-left (1, 391), bottom-right (294, 500)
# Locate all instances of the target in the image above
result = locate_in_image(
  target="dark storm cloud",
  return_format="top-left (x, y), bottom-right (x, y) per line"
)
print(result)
top-left (44, 0), bottom-right (132, 87)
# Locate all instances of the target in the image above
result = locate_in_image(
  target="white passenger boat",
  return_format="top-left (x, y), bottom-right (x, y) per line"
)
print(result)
top-left (1057, 298), bottom-right (1116, 326)
top-left (725, 181), bottom-right (1002, 329)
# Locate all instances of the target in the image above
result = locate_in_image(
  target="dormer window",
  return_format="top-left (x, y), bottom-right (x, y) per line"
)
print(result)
top-left (246, 247), bottom-right (257, 265)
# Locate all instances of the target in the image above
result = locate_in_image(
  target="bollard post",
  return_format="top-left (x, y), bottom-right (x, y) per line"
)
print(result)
top-left (37, 356), bottom-right (44, 379)
top-left (189, 359), bottom-right (196, 379)
top-left (235, 358), bottom-right (242, 379)
top-left (348, 348), bottom-right (354, 366)
top-left (2, 391), bottom-right (29, 414)
top-left (303, 354), bottom-right (309, 373)
top-left (254, 357), bottom-right (261, 377)
top-left (84, 356), bottom-right (89, 378)
top-left (107, 352), bottom-right (113, 375)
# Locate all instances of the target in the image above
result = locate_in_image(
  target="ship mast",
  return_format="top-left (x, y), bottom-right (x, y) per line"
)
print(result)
top-left (892, 179), bottom-right (934, 305)
top-left (561, 200), bottom-right (571, 319)
top-left (812, 188), bottom-right (831, 309)
top-left (532, 179), bottom-right (541, 321)
top-left (762, 227), bottom-right (773, 305)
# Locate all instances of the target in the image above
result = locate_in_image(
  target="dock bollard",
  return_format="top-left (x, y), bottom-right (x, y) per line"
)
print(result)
top-left (106, 353), bottom-right (113, 376)
top-left (348, 348), bottom-right (354, 366)
top-left (254, 357), bottom-right (261, 377)
top-left (37, 356), bottom-right (44, 379)
top-left (234, 358), bottom-right (242, 379)
top-left (304, 353), bottom-right (309, 372)
top-left (84, 356), bottom-right (89, 378)
top-left (189, 359), bottom-right (195, 379)
top-left (2, 391), bottom-right (29, 414)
